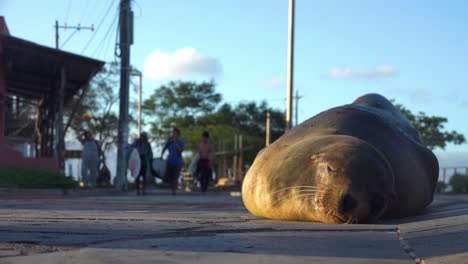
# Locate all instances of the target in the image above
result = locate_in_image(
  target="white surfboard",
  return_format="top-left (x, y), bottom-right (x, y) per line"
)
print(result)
top-left (152, 157), bottom-right (166, 179)
top-left (128, 148), bottom-right (141, 178)
top-left (188, 153), bottom-right (199, 177)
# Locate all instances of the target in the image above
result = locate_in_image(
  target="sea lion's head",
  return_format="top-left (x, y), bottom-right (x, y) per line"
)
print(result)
top-left (243, 135), bottom-right (396, 224)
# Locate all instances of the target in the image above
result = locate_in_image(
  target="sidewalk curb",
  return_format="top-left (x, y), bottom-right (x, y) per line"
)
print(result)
top-left (0, 188), bottom-right (243, 198)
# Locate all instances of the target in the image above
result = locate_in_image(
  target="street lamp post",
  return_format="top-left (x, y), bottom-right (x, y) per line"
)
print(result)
top-left (286, 0), bottom-right (295, 131)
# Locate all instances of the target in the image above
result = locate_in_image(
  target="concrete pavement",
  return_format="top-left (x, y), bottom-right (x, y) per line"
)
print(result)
top-left (0, 189), bottom-right (467, 263)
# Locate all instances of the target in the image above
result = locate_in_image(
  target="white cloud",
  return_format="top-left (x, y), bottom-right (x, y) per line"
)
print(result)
top-left (384, 88), bottom-right (432, 105)
top-left (263, 76), bottom-right (284, 89)
top-left (325, 64), bottom-right (398, 80)
top-left (409, 89), bottom-right (430, 104)
top-left (143, 47), bottom-right (223, 80)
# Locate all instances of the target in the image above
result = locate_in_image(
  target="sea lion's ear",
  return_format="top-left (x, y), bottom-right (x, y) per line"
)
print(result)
top-left (310, 153), bottom-right (323, 162)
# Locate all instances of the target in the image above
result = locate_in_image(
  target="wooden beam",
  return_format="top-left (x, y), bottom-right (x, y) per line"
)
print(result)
top-left (63, 67), bottom-right (100, 136)
top-left (54, 66), bottom-right (66, 170)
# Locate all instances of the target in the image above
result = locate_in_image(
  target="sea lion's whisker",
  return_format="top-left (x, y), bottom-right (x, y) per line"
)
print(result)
top-left (271, 186), bottom-right (321, 196)
top-left (272, 190), bottom-right (318, 205)
top-left (272, 191), bottom-right (318, 205)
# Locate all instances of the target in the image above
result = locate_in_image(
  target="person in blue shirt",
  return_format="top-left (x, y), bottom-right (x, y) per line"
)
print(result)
top-left (161, 128), bottom-right (185, 195)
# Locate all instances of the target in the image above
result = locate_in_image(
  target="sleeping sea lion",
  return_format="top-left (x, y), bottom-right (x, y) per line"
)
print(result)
top-left (242, 93), bottom-right (439, 224)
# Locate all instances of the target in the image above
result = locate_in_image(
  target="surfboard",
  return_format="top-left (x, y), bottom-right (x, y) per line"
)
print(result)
top-left (128, 148), bottom-right (141, 178)
top-left (152, 157), bottom-right (166, 179)
top-left (188, 153), bottom-right (199, 177)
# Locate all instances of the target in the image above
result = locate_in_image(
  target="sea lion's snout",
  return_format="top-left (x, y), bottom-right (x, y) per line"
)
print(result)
top-left (308, 145), bottom-right (393, 223)
top-left (339, 193), bottom-right (358, 214)
top-left (336, 190), bottom-right (390, 223)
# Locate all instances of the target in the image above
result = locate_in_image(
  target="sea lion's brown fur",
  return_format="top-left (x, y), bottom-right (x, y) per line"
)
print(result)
top-left (242, 94), bottom-right (439, 223)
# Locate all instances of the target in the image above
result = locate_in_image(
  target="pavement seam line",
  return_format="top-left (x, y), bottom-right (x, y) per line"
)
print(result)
top-left (81, 227), bottom-right (398, 248)
top-left (396, 224), bottom-right (426, 264)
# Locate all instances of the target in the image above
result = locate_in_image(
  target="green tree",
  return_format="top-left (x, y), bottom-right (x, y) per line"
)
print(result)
top-left (197, 101), bottom-right (286, 164)
top-left (394, 103), bottom-right (466, 150)
top-left (142, 80), bottom-right (222, 142)
top-left (449, 173), bottom-right (468, 193)
top-left (64, 62), bottom-right (120, 150)
top-left (143, 81), bottom-right (286, 165)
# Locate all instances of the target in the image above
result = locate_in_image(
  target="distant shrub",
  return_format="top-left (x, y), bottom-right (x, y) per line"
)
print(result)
top-left (0, 166), bottom-right (77, 189)
top-left (449, 173), bottom-right (468, 193)
top-left (436, 181), bottom-right (448, 193)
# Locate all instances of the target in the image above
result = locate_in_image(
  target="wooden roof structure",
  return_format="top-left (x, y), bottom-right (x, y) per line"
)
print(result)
top-left (0, 34), bottom-right (104, 102)
top-left (0, 16), bottom-right (105, 170)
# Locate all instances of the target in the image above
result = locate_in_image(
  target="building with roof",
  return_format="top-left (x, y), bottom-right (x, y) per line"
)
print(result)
top-left (0, 16), bottom-right (104, 171)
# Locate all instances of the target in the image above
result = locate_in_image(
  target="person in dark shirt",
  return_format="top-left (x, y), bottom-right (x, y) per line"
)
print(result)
top-left (130, 132), bottom-right (153, 195)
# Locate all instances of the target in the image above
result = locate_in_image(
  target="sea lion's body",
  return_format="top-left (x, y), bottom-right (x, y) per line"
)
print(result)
top-left (242, 94), bottom-right (438, 223)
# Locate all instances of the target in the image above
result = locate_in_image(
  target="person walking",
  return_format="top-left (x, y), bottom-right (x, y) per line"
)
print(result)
top-left (161, 128), bottom-right (185, 195)
top-left (78, 131), bottom-right (102, 188)
top-left (130, 132), bottom-right (153, 195)
top-left (196, 131), bottom-right (214, 193)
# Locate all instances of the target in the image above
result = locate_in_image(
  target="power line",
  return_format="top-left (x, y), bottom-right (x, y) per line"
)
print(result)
top-left (104, 17), bottom-right (119, 62)
top-left (132, 0), bottom-right (143, 18)
top-left (89, 0), bottom-right (115, 55)
top-left (93, 10), bottom-right (119, 59)
top-left (54, 21), bottom-right (94, 49)
top-left (64, 0), bottom-right (72, 23)
top-left (60, 28), bottom-right (79, 48)
top-left (81, 0), bottom-right (118, 55)
top-left (79, 0), bottom-right (90, 23)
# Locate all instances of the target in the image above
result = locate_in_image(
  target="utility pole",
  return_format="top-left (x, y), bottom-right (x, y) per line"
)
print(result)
top-left (54, 20), bottom-right (94, 49)
top-left (53, 67), bottom-right (66, 171)
top-left (55, 20), bottom-right (59, 49)
top-left (294, 90), bottom-right (303, 126)
top-left (115, 0), bottom-right (133, 191)
top-left (286, 0), bottom-right (295, 131)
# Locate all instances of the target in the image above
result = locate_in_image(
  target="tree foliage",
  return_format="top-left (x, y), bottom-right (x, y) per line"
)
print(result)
top-left (142, 81), bottom-right (285, 165)
top-left (394, 102), bottom-right (466, 150)
top-left (64, 62), bottom-right (120, 150)
top-left (449, 173), bottom-right (468, 193)
top-left (142, 80), bottom-right (222, 141)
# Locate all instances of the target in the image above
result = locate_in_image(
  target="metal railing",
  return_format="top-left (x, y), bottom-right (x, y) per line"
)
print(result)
top-left (439, 166), bottom-right (468, 183)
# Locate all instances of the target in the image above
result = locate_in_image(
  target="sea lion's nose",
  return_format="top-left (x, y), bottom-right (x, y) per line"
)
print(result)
top-left (340, 193), bottom-right (358, 214)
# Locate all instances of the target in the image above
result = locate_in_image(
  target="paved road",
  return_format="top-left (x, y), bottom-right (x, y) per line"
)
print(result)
top-left (0, 190), bottom-right (467, 264)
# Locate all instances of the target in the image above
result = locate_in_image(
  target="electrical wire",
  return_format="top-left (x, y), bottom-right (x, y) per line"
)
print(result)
top-left (81, 0), bottom-right (118, 55)
top-left (132, 0), bottom-right (142, 18)
top-left (103, 16), bottom-right (119, 62)
top-left (79, 0), bottom-right (90, 23)
top-left (64, 0), bottom-right (72, 23)
top-left (60, 29), bottom-right (79, 48)
top-left (93, 10), bottom-right (119, 60)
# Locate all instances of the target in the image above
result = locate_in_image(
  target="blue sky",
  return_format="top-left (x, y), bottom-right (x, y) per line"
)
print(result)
top-left (2, 0), bottom-right (468, 161)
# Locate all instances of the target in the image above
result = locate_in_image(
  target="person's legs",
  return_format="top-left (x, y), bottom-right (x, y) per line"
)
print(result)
top-left (88, 157), bottom-right (99, 187)
top-left (135, 173), bottom-right (142, 195)
top-left (167, 165), bottom-right (181, 195)
top-left (174, 165), bottom-right (181, 194)
top-left (200, 166), bottom-right (212, 192)
top-left (81, 158), bottom-right (90, 186)
top-left (165, 165), bottom-right (175, 195)
top-left (200, 166), bottom-right (208, 192)
top-left (140, 162), bottom-right (147, 195)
